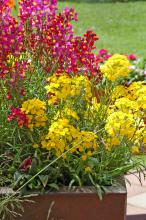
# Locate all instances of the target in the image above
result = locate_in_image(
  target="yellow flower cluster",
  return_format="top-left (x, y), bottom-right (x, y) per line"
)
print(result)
top-left (71, 130), bottom-right (98, 155)
top-left (112, 85), bottom-right (128, 100)
top-left (22, 67), bottom-right (145, 157)
top-left (106, 81), bottom-right (146, 151)
top-left (100, 54), bottom-right (131, 81)
top-left (105, 111), bottom-right (136, 144)
top-left (114, 97), bottom-right (139, 114)
top-left (135, 86), bottom-right (146, 109)
top-left (41, 118), bottom-right (97, 158)
top-left (84, 98), bottom-right (112, 122)
top-left (63, 107), bottom-right (80, 120)
top-left (132, 127), bottom-right (146, 154)
top-left (142, 130), bottom-right (146, 144)
top-left (54, 107), bottom-right (80, 121)
top-left (45, 74), bottom-right (92, 104)
top-left (21, 99), bottom-right (47, 130)
top-left (125, 81), bottom-right (145, 102)
top-left (113, 82), bottom-right (146, 108)
top-left (112, 81), bottom-right (146, 103)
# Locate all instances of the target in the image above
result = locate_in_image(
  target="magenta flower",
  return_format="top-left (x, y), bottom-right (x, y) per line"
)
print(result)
top-left (128, 54), bottom-right (137, 61)
top-left (98, 48), bottom-right (108, 56)
top-left (104, 54), bottom-right (112, 60)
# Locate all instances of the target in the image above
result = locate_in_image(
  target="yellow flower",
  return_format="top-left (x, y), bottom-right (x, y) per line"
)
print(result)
top-left (78, 146), bottom-right (84, 152)
top-left (106, 137), bottom-right (120, 148)
top-left (45, 74), bottom-right (92, 104)
top-left (135, 86), bottom-right (146, 109)
top-left (128, 82), bottom-right (145, 101)
top-left (21, 99), bottom-right (47, 129)
top-left (105, 111), bottom-right (137, 142)
top-left (132, 146), bottom-right (140, 154)
top-left (41, 140), bottom-right (47, 148)
top-left (63, 154), bottom-right (67, 159)
top-left (114, 97), bottom-right (139, 114)
top-left (135, 127), bottom-right (146, 145)
top-left (72, 131), bottom-right (98, 153)
top-left (100, 54), bottom-right (131, 81)
top-left (41, 118), bottom-right (79, 156)
top-left (54, 107), bottom-right (80, 121)
top-left (64, 108), bottom-right (79, 120)
top-left (82, 154), bottom-right (87, 161)
top-left (40, 118), bottom-right (98, 157)
top-left (87, 151), bottom-right (93, 157)
top-left (33, 143), bottom-right (39, 148)
top-left (112, 85), bottom-right (128, 100)
top-left (85, 166), bottom-right (92, 173)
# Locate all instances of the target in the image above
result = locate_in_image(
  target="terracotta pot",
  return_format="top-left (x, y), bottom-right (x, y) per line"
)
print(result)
top-left (1, 179), bottom-right (127, 220)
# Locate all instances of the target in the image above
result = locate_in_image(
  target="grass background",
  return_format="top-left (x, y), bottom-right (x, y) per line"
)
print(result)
top-left (58, 1), bottom-right (146, 57)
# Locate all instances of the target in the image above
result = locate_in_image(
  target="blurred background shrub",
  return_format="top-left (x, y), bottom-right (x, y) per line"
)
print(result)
top-left (59, 0), bottom-right (144, 2)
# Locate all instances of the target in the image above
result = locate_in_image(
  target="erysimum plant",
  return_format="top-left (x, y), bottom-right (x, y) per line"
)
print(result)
top-left (0, 0), bottom-right (146, 219)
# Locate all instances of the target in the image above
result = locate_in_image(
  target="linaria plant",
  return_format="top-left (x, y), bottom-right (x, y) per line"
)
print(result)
top-left (0, 0), bottom-right (146, 219)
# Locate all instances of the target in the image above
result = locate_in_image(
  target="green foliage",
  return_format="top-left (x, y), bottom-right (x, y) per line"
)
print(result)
top-left (0, 195), bottom-right (24, 220)
top-left (59, 0), bottom-right (145, 2)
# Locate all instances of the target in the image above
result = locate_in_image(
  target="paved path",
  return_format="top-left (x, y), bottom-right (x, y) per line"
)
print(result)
top-left (126, 172), bottom-right (146, 216)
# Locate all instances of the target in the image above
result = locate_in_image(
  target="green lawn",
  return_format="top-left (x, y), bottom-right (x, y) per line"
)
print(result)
top-left (58, 1), bottom-right (146, 57)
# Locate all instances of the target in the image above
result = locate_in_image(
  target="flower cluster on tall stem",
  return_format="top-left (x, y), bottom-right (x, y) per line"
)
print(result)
top-left (0, 1), bottom-right (25, 78)
top-left (1, 0), bottom-right (103, 110)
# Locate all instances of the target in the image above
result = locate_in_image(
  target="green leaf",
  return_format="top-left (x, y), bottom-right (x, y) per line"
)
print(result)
top-left (68, 179), bottom-right (76, 190)
top-left (95, 184), bottom-right (103, 201)
top-left (88, 173), bottom-right (95, 185)
top-left (14, 171), bottom-right (23, 184)
top-left (73, 174), bottom-right (82, 186)
top-left (29, 158), bottom-right (38, 175)
top-left (28, 179), bottom-right (41, 189)
top-left (48, 183), bottom-right (59, 191)
top-left (101, 185), bottom-right (110, 194)
top-left (28, 183), bottom-right (33, 189)
top-left (88, 174), bottom-right (103, 200)
top-left (38, 175), bottom-right (49, 188)
top-left (87, 157), bottom-right (99, 168)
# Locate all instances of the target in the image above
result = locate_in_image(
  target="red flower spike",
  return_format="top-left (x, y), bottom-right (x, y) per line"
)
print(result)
top-left (8, 106), bottom-right (29, 127)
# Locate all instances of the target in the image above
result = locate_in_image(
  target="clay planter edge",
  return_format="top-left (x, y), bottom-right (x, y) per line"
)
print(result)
top-left (0, 178), bottom-right (127, 220)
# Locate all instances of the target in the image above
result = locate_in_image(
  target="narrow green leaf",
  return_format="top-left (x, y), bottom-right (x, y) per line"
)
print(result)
top-left (38, 175), bottom-right (49, 188)
top-left (48, 183), bottom-right (59, 191)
